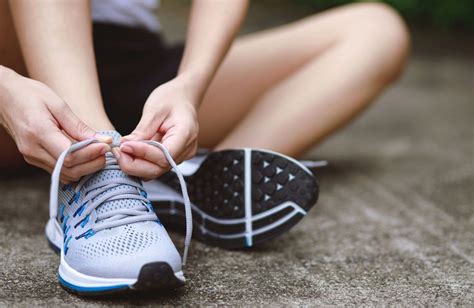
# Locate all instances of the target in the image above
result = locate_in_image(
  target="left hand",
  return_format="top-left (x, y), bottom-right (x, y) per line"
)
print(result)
top-left (115, 77), bottom-right (199, 180)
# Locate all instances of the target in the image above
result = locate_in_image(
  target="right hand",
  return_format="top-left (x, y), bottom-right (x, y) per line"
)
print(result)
top-left (0, 66), bottom-right (111, 183)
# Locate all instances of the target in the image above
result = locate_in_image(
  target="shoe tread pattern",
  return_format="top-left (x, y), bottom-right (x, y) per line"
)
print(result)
top-left (251, 151), bottom-right (318, 214)
top-left (156, 149), bottom-right (319, 249)
top-left (161, 150), bottom-right (245, 219)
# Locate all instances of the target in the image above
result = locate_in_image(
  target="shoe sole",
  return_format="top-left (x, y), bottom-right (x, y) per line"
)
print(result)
top-left (45, 219), bottom-right (184, 296)
top-left (146, 148), bottom-right (319, 249)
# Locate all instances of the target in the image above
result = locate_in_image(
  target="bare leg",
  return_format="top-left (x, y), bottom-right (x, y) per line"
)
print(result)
top-left (0, 1), bottom-right (27, 167)
top-left (0, 1), bottom-right (113, 168)
top-left (198, 3), bottom-right (410, 156)
top-left (8, 0), bottom-right (114, 131)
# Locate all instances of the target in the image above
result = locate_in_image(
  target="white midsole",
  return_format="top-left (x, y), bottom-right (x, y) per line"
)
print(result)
top-left (148, 181), bottom-right (307, 239)
top-left (145, 182), bottom-right (307, 225)
top-left (155, 206), bottom-right (305, 239)
top-left (59, 254), bottom-right (138, 288)
top-left (45, 218), bottom-right (185, 288)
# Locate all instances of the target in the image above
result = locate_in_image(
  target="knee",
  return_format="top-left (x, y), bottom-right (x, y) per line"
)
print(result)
top-left (348, 2), bottom-right (411, 83)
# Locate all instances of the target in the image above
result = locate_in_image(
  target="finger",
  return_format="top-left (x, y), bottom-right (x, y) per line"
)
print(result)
top-left (132, 131), bottom-right (164, 144)
top-left (119, 141), bottom-right (169, 168)
top-left (63, 143), bottom-right (110, 168)
top-left (175, 143), bottom-right (198, 165)
top-left (48, 102), bottom-right (96, 141)
top-left (123, 113), bottom-right (156, 141)
top-left (60, 172), bottom-right (78, 184)
top-left (41, 129), bottom-right (74, 160)
top-left (95, 134), bottom-right (113, 144)
top-left (123, 112), bottom-right (166, 141)
top-left (24, 156), bottom-right (52, 174)
top-left (25, 149), bottom-right (73, 183)
top-left (125, 131), bottom-right (164, 143)
top-left (23, 147), bottom-right (56, 170)
top-left (40, 139), bottom-right (106, 182)
top-left (151, 132), bottom-right (164, 142)
top-left (61, 156), bottom-right (106, 181)
top-left (33, 142), bottom-right (101, 182)
top-left (161, 127), bottom-right (190, 161)
top-left (115, 150), bottom-right (167, 180)
top-left (118, 150), bottom-right (165, 180)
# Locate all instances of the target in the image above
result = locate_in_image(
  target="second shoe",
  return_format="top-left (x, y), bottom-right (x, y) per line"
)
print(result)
top-left (144, 148), bottom-right (320, 249)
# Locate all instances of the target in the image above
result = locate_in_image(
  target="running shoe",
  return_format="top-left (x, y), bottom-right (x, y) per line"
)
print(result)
top-left (144, 149), bottom-right (320, 249)
top-left (45, 131), bottom-right (192, 296)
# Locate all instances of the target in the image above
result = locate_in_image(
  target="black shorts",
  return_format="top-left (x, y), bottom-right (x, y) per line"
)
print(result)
top-left (93, 23), bottom-right (184, 135)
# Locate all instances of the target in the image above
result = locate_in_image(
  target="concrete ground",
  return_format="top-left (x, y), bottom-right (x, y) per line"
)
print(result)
top-left (1, 1), bottom-right (473, 306)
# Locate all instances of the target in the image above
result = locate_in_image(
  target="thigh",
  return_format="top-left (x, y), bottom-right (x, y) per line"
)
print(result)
top-left (0, 1), bottom-right (27, 75)
top-left (197, 3), bottom-right (379, 147)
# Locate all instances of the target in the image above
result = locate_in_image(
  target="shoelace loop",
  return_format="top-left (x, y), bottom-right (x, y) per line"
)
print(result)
top-left (49, 138), bottom-right (193, 265)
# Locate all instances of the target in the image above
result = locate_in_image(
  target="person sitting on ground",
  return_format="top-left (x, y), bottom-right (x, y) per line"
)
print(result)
top-left (0, 0), bottom-right (409, 295)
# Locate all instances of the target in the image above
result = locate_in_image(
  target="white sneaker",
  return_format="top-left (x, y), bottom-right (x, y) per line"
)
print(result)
top-left (45, 131), bottom-right (191, 296)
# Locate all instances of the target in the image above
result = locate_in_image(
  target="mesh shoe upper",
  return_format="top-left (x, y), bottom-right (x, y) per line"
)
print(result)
top-left (56, 131), bottom-right (182, 279)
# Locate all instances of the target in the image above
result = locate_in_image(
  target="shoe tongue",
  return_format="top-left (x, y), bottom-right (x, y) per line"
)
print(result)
top-left (86, 130), bottom-right (145, 216)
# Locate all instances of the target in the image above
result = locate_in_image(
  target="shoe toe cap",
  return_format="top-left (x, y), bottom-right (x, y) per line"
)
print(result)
top-left (65, 222), bottom-right (182, 280)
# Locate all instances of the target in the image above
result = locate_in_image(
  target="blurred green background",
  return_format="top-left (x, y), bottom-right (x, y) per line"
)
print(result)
top-left (298, 0), bottom-right (474, 30)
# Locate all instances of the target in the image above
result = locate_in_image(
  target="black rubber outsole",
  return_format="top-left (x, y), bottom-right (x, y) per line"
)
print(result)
top-left (58, 262), bottom-right (184, 297)
top-left (153, 149), bottom-right (319, 249)
top-left (47, 239), bottom-right (184, 296)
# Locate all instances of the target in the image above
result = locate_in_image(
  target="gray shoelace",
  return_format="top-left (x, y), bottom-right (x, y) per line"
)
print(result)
top-left (49, 138), bottom-right (193, 265)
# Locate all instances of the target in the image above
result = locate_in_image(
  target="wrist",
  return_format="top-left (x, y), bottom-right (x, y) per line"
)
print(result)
top-left (176, 68), bottom-right (212, 105)
top-left (0, 66), bottom-right (15, 85)
top-left (0, 66), bottom-right (13, 125)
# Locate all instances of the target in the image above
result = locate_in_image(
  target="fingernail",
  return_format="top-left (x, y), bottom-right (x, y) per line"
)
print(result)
top-left (112, 148), bottom-right (121, 160)
top-left (121, 135), bottom-right (133, 142)
top-left (95, 134), bottom-right (113, 143)
top-left (120, 145), bottom-right (133, 154)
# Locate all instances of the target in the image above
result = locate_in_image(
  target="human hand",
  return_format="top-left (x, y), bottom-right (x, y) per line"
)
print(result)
top-left (116, 77), bottom-right (199, 180)
top-left (0, 66), bottom-right (111, 183)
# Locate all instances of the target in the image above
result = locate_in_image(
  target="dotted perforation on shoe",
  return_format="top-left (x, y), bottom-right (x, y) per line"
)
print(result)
top-left (162, 150), bottom-right (246, 219)
top-left (87, 170), bottom-right (128, 187)
top-left (251, 151), bottom-right (318, 214)
top-left (73, 224), bottom-right (162, 259)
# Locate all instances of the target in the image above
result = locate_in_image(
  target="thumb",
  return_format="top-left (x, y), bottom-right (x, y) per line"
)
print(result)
top-left (123, 113), bottom-right (159, 142)
top-left (51, 103), bottom-right (96, 141)
top-left (161, 126), bottom-right (188, 161)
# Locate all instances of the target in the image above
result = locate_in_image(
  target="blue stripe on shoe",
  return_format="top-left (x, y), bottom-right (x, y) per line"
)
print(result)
top-left (59, 203), bottom-right (66, 223)
top-left (62, 215), bottom-right (69, 231)
top-left (73, 203), bottom-right (86, 217)
top-left (75, 229), bottom-right (95, 240)
top-left (74, 215), bottom-right (90, 229)
top-left (80, 215), bottom-right (90, 228)
top-left (58, 274), bottom-right (129, 294)
top-left (64, 236), bottom-right (72, 255)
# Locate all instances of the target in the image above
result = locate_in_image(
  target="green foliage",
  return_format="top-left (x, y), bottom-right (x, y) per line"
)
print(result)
top-left (297, 0), bottom-right (474, 30)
